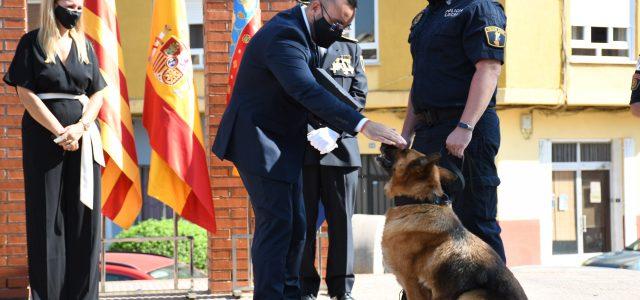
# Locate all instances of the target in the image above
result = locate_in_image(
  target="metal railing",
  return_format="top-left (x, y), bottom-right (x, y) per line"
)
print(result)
top-left (99, 216), bottom-right (197, 298)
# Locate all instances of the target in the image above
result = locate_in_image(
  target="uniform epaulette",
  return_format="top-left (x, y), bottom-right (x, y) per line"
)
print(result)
top-left (338, 35), bottom-right (358, 43)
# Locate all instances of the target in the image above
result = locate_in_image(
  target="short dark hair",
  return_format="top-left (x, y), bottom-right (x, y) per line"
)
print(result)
top-left (304, 0), bottom-right (357, 9)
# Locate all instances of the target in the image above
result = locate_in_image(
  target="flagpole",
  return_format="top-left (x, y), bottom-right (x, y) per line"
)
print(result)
top-left (101, 215), bottom-right (106, 293)
top-left (173, 212), bottom-right (179, 290)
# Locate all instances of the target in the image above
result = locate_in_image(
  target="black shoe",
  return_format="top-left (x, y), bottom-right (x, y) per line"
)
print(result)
top-left (301, 295), bottom-right (317, 300)
top-left (331, 293), bottom-right (354, 300)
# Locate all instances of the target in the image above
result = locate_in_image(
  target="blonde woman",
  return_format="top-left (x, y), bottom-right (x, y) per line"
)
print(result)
top-left (2, 0), bottom-right (106, 298)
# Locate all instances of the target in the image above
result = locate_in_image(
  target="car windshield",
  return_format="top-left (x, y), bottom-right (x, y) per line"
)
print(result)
top-left (625, 239), bottom-right (640, 251)
top-left (148, 264), bottom-right (207, 279)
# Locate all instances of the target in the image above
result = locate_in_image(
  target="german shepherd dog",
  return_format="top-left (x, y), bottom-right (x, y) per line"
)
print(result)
top-left (377, 146), bottom-right (527, 300)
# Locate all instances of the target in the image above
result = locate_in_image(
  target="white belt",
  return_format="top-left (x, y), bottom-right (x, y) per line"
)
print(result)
top-left (37, 93), bottom-right (105, 210)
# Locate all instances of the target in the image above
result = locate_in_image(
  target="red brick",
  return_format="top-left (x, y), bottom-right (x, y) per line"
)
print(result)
top-left (2, 0), bottom-right (26, 8)
top-left (210, 281), bottom-right (232, 293)
top-left (206, 2), bottom-right (229, 10)
top-left (7, 276), bottom-right (28, 288)
top-left (0, 27), bottom-right (24, 39)
top-left (206, 10), bottom-right (232, 21)
top-left (0, 138), bottom-right (21, 148)
top-left (7, 256), bottom-right (27, 267)
top-left (7, 170), bottom-right (22, 180)
top-left (0, 288), bottom-right (28, 299)
top-left (7, 213), bottom-right (24, 223)
top-left (7, 235), bottom-right (25, 245)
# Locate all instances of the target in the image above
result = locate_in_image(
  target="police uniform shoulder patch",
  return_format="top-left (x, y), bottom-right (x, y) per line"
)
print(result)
top-left (411, 11), bottom-right (424, 30)
top-left (631, 72), bottom-right (640, 91)
top-left (484, 26), bottom-right (506, 48)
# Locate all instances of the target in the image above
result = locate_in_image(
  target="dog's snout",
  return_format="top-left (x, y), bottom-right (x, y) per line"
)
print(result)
top-left (377, 144), bottom-right (400, 173)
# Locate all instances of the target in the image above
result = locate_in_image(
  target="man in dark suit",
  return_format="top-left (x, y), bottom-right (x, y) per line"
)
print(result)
top-left (212, 0), bottom-right (406, 298)
top-left (300, 37), bottom-right (366, 300)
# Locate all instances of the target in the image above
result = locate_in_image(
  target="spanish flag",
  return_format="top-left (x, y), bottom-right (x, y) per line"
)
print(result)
top-left (83, 0), bottom-right (142, 228)
top-left (143, 0), bottom-right (216, 232)
top-left (227, 0), bottom-right (261, 104)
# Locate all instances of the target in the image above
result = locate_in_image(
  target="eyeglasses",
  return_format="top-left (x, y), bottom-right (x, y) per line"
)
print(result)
top-left (320, 0), bottom-right (351, 33)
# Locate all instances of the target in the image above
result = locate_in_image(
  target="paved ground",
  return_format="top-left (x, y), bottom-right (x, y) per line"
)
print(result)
top-left (100, 266), bottom-right (640, 299)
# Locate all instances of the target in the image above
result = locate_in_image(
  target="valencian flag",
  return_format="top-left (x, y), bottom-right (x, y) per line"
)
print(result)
top-left (227, 0), bottom-right (261, 103)
top-left (143, 0), bottom-right (216, 232)
top-left (83, 0), bottom-right (142, 228)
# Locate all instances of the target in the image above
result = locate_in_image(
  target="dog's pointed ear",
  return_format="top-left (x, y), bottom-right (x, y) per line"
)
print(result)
top-left (438, 167), bottom-right (457, 183)
top-left (406, 156), bottom-right (437, 179)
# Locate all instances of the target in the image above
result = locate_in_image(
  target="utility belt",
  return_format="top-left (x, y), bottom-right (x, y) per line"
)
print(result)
top-left (414, 106), bottom-right (495, 127)
top-left (414, 107), bottom-right (464, 127)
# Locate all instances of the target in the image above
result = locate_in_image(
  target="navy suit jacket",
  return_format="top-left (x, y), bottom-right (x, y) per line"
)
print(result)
top-left (304, 40), bottom-right (367, 167)
top-left (212, 5), bottom-right (365, 183)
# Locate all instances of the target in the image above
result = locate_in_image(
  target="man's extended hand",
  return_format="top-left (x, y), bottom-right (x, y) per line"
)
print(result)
top-left (446, 127), bottom-right (473, 158)
top-left (361, 121), bottom-right (408, 149)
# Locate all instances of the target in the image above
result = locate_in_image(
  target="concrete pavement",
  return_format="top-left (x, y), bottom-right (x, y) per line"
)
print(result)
top-left (100, 266), bottom-right (640, 299)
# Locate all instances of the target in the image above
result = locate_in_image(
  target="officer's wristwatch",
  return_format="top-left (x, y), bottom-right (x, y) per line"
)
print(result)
top-left (457, 121), bottom-right (474, 132)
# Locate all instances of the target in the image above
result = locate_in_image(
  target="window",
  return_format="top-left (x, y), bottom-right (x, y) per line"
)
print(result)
top-left (27, 0), bottom-right (41, 31)
top-left (570, 0), bottom-right (635, 62)
top-left (186, 0), bottom-right (204, 69)
top-left (347, 0), bottom-right (379, 64)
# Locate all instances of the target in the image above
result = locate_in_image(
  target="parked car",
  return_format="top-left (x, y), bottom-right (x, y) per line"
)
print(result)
top-left (583, 239), bottom-right (640, 270)
top-left (103, 252), bottom-right (207, 281)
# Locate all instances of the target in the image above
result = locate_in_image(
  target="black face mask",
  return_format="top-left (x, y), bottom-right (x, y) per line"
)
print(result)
top-left (312, 14), bottom-right (343, 48)
top-left (54, 5), bottom-right (82, 29)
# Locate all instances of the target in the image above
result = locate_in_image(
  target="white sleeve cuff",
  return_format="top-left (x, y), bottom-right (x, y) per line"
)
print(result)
top-left (355, 118), bottom-right (369, 132)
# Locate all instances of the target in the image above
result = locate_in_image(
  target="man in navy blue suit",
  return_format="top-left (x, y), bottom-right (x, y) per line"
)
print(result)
top-left (212, 0), bottom-right (406, 298)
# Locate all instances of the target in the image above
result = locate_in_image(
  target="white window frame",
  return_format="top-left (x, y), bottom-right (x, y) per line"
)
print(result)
top-left (186, 0), bottom-right (204, 70)
top-left (347, 0), bottom-right (380, 65)
top-left (569, 0), bottom-right (636, 65)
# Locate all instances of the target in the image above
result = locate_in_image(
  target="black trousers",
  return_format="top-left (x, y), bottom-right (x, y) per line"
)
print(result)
top-left (301, 165), bottom-right (358, 297)
top-left (237, 169), bottom-right (306, 300)
top-left (22, 100), bottom-right (101, 300)
top-left (411, 109), bottom-right (506, 262)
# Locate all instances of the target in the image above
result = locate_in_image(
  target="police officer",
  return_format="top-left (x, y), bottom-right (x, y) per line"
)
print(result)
top-left (630, 60), bottom-right (640, 118)
top-left (400, 0), bottom-right (508, 263)
top-left (300, 35), bottom-right (367, 300)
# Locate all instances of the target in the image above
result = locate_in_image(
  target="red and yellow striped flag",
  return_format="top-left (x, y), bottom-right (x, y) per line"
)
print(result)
top-left (143, 0), bottom-right (216, 232)
top-left (83, 0), bottom-right (142, 228)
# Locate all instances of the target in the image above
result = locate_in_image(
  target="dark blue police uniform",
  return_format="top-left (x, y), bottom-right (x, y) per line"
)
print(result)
top-left (408, 0), bottom-right (507, 262)
top-left (300, 38), bottom-right (367, 299)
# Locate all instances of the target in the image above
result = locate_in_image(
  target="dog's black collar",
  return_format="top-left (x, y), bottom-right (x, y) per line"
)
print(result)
top-left (394, 192), bottom-right (451, 207)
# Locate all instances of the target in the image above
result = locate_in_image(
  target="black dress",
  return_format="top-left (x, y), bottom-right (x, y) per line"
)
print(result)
top-left (2, 29), bottom-right (107, 300)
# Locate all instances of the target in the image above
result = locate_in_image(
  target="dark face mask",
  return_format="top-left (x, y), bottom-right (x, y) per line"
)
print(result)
top-left (54, 5), bottom-right (82, 29)
top-left (312, 9), bottom-right (343, 48)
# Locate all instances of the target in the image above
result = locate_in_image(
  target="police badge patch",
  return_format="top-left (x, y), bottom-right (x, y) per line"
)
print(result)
top-left (631, 72), bottom-right (640, 91)
top-left (484, 26), bottom-right (506, 48)
top-left (330, 55), bottom-right (355, 76)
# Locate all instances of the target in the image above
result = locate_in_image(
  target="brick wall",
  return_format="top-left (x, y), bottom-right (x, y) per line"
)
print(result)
top-left (204, 0), bottom-right (302, 294)
top-left (0, 0), bottom-right (29, 299)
